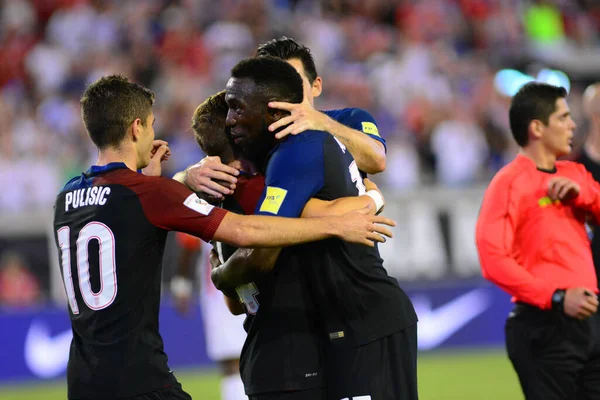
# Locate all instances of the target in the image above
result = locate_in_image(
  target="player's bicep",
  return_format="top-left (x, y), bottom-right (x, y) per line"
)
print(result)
top-left (301, 196), bottom-right (374, 218)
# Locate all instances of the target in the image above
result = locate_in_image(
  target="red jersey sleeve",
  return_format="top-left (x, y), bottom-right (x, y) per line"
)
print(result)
top-left (136, 176), bottom-right (228, 243)
top-left (571, 163), bottom-right (600, 222)
top-left (475, 173), bottom-right (556, 309)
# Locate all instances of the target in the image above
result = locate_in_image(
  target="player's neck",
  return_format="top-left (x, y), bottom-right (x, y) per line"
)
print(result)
top-left (96, 146), bottom-right (138, 171)
top-left (520, 145), bottom-right (557, 170)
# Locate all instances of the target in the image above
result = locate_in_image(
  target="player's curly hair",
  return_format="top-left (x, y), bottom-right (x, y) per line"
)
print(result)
top-left (191, 91), bottom-right (235, 163)
top-left (256, 36), bottom-right (319, 84)
top-left (510, 82), bottom-right (568, 147)
top-left (230, 56), bottom-right (303, 104)
top-left (80, 74), bottom-right (155, 149)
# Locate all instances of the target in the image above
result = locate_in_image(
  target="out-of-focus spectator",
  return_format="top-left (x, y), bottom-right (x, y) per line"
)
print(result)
top-left (0, 0), bottom-right (598, 214)
top-left (0, 251), bottom-right (41, 307)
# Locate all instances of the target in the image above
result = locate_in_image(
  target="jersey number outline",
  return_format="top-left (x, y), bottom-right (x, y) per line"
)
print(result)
top-left (349, 160), bottom-right (366, 195)
top-left (57, 222), bottom-right (118, 313)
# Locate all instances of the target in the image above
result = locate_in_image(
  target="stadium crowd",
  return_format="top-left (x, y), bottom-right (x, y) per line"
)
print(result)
top-left (0, 0), bottom-right (599, 214)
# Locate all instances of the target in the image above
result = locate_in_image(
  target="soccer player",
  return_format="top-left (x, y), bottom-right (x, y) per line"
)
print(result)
top-left (52, 74), bottom-right (396, 400)
top-left (476, 82), bottom-right (600, 400)
top-left (576, 83), bottom-right (600, 271)
top-left (211, 57), bottom-right (417, 400)
top-left (172, 91), bottom-right (385, 400)
top-left (181, 36), bottom-right (386, 201)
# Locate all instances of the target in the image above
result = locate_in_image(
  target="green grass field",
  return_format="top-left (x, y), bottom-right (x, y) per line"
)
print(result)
top-left (0, 349), bottom-right (521, 400)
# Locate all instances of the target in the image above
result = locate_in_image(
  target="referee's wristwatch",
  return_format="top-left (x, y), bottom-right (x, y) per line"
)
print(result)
top-left (551, 289), bottom-right (566, 312)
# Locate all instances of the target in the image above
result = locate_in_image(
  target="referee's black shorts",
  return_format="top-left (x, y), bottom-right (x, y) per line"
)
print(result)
top-left (325, 324), bottom-right (418, 400)
top-left (506, 302), bottom-right (600, 400)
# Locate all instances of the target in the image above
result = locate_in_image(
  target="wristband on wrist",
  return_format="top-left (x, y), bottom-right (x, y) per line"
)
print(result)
top-left (365, 190), bottom-right (384, 214)
top-left (170, 276), bottom-right (193, 297)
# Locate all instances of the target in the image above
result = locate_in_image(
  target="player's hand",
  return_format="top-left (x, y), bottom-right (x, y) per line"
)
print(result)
top-left (564, 287), bottom-right (598, 319)
top-left (332, 205), bottom-right (396, 247)
top-left (184, 156), bottom-right (239, 200)
top-left (268, 98), bottom-right (330, 139)
top-left (142, 142), bottom-right (170, 177)
top-left (548, 177), bottom-right (580, 202)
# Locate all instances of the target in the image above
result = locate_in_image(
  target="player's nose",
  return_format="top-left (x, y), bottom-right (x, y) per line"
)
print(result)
top-left (226, 110), bottom-right (236, 127)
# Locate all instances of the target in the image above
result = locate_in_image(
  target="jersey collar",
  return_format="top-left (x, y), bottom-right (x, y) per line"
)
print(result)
top-left (84, 162), bottom-right (128, 177)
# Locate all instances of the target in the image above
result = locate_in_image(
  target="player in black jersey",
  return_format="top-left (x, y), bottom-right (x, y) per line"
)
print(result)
top-left (52, 75), bottom-right (396, 400)
top-left (174, 90), bottom-right (387, 400)
top-left (211, 57), bottom-right (418, 400)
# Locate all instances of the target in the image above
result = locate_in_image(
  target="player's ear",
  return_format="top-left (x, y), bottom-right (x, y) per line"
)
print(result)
top-left (312, 77), bottom-right (323, 98)
top-left (530, 119), bottom-right (544, 140)
top-left (269, 108), bottom-right (289, 123)
top-left (130, 118), bottom-right (142, 142)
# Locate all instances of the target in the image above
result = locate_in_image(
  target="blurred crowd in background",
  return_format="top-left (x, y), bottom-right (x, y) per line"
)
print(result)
top-left (1, 0), bottom-right (600, 214)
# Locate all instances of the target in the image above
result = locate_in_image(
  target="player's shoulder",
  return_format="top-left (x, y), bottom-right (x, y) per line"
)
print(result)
top-left (557, 159), bottom-right (585, 172)
top-left (323, 107), bottom-right (374, 121)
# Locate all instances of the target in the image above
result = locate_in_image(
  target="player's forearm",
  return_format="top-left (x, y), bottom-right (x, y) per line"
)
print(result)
top-left (323, 117), bottom-right (386, 174)
top-left (213, 213), bottom-right (340, 248)
top-left (211, 247), bottom-right (281, 291)
top-left (301, 196), bottom-right (376, 218)
top-left (224, 295), bottom-right (245, 315)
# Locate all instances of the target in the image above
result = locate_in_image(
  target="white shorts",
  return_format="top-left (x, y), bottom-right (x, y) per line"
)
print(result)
top-left (197, 241), bottom-right (247, 362)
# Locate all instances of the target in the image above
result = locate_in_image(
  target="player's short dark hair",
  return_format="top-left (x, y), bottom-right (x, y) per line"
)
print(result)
top-left (230, 56), bottom-right (303, 104)
top-left (256, 36), bottom-right (318, 84)
top-left (80, 74), bottom-right (155, 150)
top-left (191, 91), bottom-right (234, 163)
top-left (509, 82), bottom-right (568, 147)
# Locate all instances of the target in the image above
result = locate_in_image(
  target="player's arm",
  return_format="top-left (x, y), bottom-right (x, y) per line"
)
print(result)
top-left (206, 248), bottom-right (247, 315)
top-left (301, 178), bottom-right (383, 218)
top-left (475, 175), bottom-right (557, 309)
top-left (268, 102), bottom-right (386, 174)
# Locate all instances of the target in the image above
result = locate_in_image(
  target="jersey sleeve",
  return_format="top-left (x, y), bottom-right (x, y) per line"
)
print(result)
top-left (254, 134), bottom-right (325, 218)
top-left (475, 174), bottom-right (556, 309)
top-left (340, 108), bottom-right (386, 151)
top-left (571, 163), bottom-right (600, 222)
top-left (137, 177), bottom-right (228, 243)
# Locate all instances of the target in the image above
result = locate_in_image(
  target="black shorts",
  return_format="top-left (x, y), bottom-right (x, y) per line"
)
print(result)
top-left (124, 382), bottom-right (192, 400)
top-left (249, 387), bottom-right (326, 400)
top-left (326, 325), bottom-right (418, 400)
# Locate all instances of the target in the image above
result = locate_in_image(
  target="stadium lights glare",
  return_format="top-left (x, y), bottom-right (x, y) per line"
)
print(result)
top-left (494, 68), bottom-right (571, 97)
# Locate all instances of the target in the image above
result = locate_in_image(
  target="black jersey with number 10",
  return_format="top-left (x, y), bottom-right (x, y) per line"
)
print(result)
top-left (52, 163), bottom-right (227, 399)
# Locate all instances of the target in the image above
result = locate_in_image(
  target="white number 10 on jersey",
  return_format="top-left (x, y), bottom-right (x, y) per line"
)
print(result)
top-left (57, 222), bottom-right (118, 313)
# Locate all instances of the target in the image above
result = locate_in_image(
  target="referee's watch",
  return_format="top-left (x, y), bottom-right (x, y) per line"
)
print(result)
top-left (551, 289), bottom-right (566, 312)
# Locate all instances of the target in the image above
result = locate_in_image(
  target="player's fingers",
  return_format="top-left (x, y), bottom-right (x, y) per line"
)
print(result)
top-left (360, 238), bottom-right (376, 247)
top-left (202, 178), bottom-right (233, 195)
top-left (269, 114), bottom-right (298, 132)
top-left (370, 224), bottom-right (393, 239)
top-left (580, 301), bottom-right (597, 316)
top-left (197, 184), bottom-right (225, 199)
top-left (268, 101), bottom-right (295, 111)
top-left (367, 232), bottom-right (386, 243)
top-left (207, 162), bottom-right (240, 177)
top-left (558, 183), bottom-right (572, 199)
top-left (291, 121), bottom-right (310, 136)
top-left (153, 145), bottom-right (169, 160)
top-left (371, 215), bottom-right (397, 227)
top-left (153, 139), bottom-right (169, 147)
top-left (274, 124), bottom-right (296, 139)
top-left (204, 170), bottom-right (239, 185)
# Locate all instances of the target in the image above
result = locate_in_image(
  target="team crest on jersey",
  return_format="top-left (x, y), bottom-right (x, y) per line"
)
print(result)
top-left (361, 121), bottom-right (380, 137)
top-left (259, 186), bottom-right (287, 215)
top-left (538, 196), bottom-right (561, 208)
top-left (183, 194), bottom-right (214, 215)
